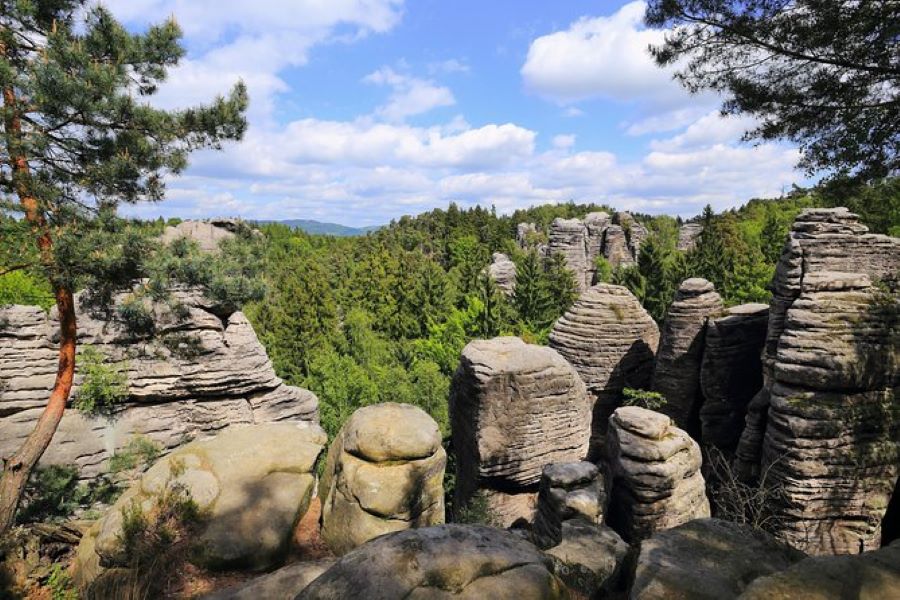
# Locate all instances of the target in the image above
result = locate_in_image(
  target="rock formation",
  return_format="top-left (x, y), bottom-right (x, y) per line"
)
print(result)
top-left (0, 289), bottom-right (318, 482)
top-left (602, 224), bottom-right (634, 268)
top-left (320, 403), bottom-right (446, 555)
top-left (651, 278), bottom-right (723, 435)
top-left (740, 540), bottom-right (900, 600)
top-left (676, 221), bottom-right (703, 251)
top-left (74, 423), bottom-right (326, 587)
top-left (605, 407), bottom-right (710, 542)
top-left (544, 520), bottom-right (629, 598)
top-left (450, 337), bottom-right (591, 526)
top-left (548, 217), bottom-right (592, 290)
top-left (487, 252), bottom-right (517, 296)
top-left (298, 525), bottom-right (568, 600)
top-left (630, 519), bottom-right (806, 600)
top-left (733, 208), bottom-right (899, 555)
top-left (614, 211), bottom-right (648, 258)
top-left (549, 284), bottom-right (659, 455)
top-left (204, 560), bottom-right (335, 600)
top-left (160, 219), bottom-right (243, 253)
top-left (516, 222), bottom-right (539, 249)
top-left (532, 461), bottom-right (607, 549)
top-left (699, 303), bottom-right (768, 454)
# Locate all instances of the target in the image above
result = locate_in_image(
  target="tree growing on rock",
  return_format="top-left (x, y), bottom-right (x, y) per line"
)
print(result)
top-left (0, 1), bottom-right (247, 532)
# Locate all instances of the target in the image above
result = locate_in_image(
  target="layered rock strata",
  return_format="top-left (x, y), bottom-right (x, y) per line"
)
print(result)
top-left (320, 403), bottom-right (446, 555)
top-left (602, 224), bottom-right (634, 268)
top-left (549, 284), bottom-right (659, 455)
top-left (651, 278), bottom-right (723, 435)
top-left (605, 407), bottom-right (710, 542)
top-left (450, 337), bottom-right (591, 526)
top-left (544, 520), bottom-right (629, 598)
top-left (548, 217), bottom-right (592, 290)
top-left (676, 222), bottom-right (703, 251)
top-left (532, 461), bottom-right (607, 549)
top-left (699, 303), bottom-right (768, 454)
top-left (487, 252), bottom-right (517, 296)
top-left (0, 289), bottom-right (318, 481)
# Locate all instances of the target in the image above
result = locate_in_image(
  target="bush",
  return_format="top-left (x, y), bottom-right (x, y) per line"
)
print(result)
top-left (16, 465), bottom-right (119, 524)
top-left (47, 563), bottom-right (77, 600)
top-left (108, 436), bottom-right (161, 475)
top-left (73, 346), bottom-right (128, 415)
top-left (622, 387), bottom-right (667, 411)
top-left (705, 447), bottom-right (785, 534)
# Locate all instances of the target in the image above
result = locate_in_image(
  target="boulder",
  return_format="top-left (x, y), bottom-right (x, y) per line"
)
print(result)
top-left (605, 407), bottom-right (710, 541)
top-left (630, 519), bottom-right (806, 600)
top-left (320, 403), bottom-right (446, 555)
top-left (652, 278), bottom-right (723, 435)
top-left (487, 252), bottom-right (517, 296)
top-left (544, 519), bottom-right (629, 598)
top-left (203, 560), bottom-right (335, 600)
top-left (0, 289), bottom-right (318, 482)
top-left (699, 303), bottom-right (768, 454)
top-left (532, 461), bottom-right (607, 549)
top-left (549, 217), bottom-right (591, 290)
top-left (450, 337), bottom-right (591, 527)
top-left (75, 423), bottom-right (326, 582)
top-left (549, 284), bottom-right (659, 456)
top-left (676, 222), bottom-right (703, 252)
top-left (297, 524), bottom-right (568, 600)
top-left (160, 219), bottom-right (239, 253)
top-left (739, 540), bottom-right (900, 599)
top-left (603, 224), bottom-right (633, 268)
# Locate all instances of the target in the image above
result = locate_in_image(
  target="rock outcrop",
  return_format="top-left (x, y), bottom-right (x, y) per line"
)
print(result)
top-left (630, 519), bottom-right (806, 600)
top-left (733, 208), bottom-right (900, 555)
top-left (614, 211), bottom-right (648, 258)
top-left (516, 222), bottom-right (539, 249)
top-left (0, 289), bottom-right (318, 482)
top-left (699, 303), bottom-right (768, 454)
top-left (549, 284), bottom-right (659, 456)
top-left (204, 560), bottom-right (335, 600)
top-left (605, 407), bottom-right (710, 542)
top-left (544, 520), bottom-right (629, 599)
top-left (548, 217), bottom-right (592, 290)
top-left (602, 224), bottom-right (634, 268)
top-left (298, 525), bottom-right (568, 600)
top-left (651, 278), bottom-right (723, 435)
top-left (487, 252), bottom-right (517, 296)
top-left (532, 461), bottom-right (607, 549)
top-left (740, 540), bottom-right (900, 600)
top-left (584, 211), bottom-right (611, 271)
top-left (320, 403), bottom-right (445, 556)
top-left (450, 337), bottom-right (591, 526)
top-left (676, 222), bottom-right (703, 251)
top-left (160, 219), bottom-right (242, 253)
top-left (75, 423), bottom-right (326, 586)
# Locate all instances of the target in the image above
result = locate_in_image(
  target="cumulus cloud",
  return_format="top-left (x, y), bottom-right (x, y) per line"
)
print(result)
top-left (364, 67), bottom-right (456, 121)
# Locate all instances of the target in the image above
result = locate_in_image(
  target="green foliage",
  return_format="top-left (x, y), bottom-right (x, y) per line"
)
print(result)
top-left (0, 270), bottom-right (53, 310)
top-left (622, 387), bottom-right (667, 411)
top-left (108, 436), bottom-right (162, 474)
top-left (594, 256), bottom-right (613, 283)
top-left (72, 346), bottom-right (128, 415)
top-left (452, 492), bottom-right (495, 526)
top-left (47, 563), bottom-right (78, 600)
top-left (15, 465), bottom-right (119, 525)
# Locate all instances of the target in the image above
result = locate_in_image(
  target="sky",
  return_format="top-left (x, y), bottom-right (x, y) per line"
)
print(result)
top-left (108, 0), bottom-right (808, 226)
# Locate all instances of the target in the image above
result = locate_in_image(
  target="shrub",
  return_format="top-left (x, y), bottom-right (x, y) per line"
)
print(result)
top-left (16, 465), bottom-right (119, 524)
top-left (116, 295), bottom-right (156, 338)
top-left (73, 346), bottom-right (128, 415)
top-left (47, 563), bottom-right (77, 600)
top-left (108, 436), bottom-right (162, 475)
top-left (622, 387), bottom-right (667, 411)
top-left (705, 447), bottom-right (785, 534)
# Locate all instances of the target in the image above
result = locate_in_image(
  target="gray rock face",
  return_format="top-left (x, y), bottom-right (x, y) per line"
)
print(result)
top-left (516, 222), bottom-right (540, 249)
top-left (652, 278), bottom-right (723, 435)
top-left (297, 524), bottom-right (568, 600)
top-left (544, 520), bottom-right (629, 598)
top-left (605, 407), bottom-right (710, 542)
top-left (584, 211), bottom-right (611, 266)
top-left (699, 303), bottom-right (768, 454)
top-left (320, 403), bottom-right (446, 556)
top-left (740, 540), bottom-right (900, 600)
top-left (75, 423), bottom-right (327, 585)
top-left (549, 284), bottom-right (660, 456)
top-left (732, 208), bottom-right (900, 555)
top-left (487, 252), bottom-right (517, 296)
top-left (630, 519), bottom-right (806, 600)
top-left (676, 222), bottom-right (703, 251)
top-left (160, 219), bottom-right (240, 253)
top-left (0, 289), bottom-right (318, 482)
top-left (532, 461), bottom-right (607, 549)
top-left (614, 211), bottom-right (648, 258)
top-left (203, 560), bottom-right (335, 600)
top-left (450, 337), bottom-right (591, 526)
top-left (603, 224), bottom-right (634, 269)
top-left (549, 217), bottom-right (592, 290)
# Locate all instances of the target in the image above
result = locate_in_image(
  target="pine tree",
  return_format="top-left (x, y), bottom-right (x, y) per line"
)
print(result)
top-left (636, 235), bottom-right (673, 322)
top-left (0, 2), bottom-right (247, 531)
top-left (513, 250), bottom-right (553, 331)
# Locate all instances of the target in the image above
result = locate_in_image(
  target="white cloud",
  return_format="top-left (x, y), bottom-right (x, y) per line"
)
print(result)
top-left (428, 59), bottom-right (470, 74)
top-left (364, 67), bottom-right (455, 121)
top-left (552, 134), bottom-right (576, 149)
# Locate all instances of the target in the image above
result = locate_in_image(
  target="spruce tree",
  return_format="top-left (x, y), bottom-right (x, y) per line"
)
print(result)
top-left (513, 250), bottom-right (553, 331)
top-left (0, 1), bottom-right (247, 531)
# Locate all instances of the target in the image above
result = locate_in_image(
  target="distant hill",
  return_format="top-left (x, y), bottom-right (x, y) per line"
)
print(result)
top-left (274, 219), bottom-right (381, 236)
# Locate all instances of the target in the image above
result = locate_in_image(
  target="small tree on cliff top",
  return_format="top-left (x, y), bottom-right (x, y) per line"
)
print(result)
top-left (0, 1), bottom-right (247, 531)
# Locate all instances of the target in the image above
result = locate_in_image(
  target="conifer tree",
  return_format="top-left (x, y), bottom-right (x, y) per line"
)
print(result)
top-left (513, 250), bottom-right (553, 331)
top-left (0, 1), bottom-right (247, 531)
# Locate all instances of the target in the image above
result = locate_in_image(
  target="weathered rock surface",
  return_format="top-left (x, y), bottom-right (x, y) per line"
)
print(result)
top-left (603, 224), bottom-right (634, 268)
top-left (204, 560), bottom-right (335, 600)
top-left (533, 461), bottom-right (606, 549)
top-left (605, 407), bottom-right (710, 541)
top-left (76, 423), bottom-right (326, 583)
top-left (517, 222), bottom-right (540, 249)
top-left (732, 208), bottom-right (900, 555)
top-left (699, 303), bottom-right (768, 454)
top-left (739, 540), bottom-right (900, 599)
top-left (298, 524), bottom-right (567, 600)
top-left (450, 337), bottom-right (591, 526)
top-left (549, 284), bottom-right (659, 456)
top-left (545, 519), bottom-right (629, 598)
top-left (487, 252), bottom-right (517, 296)
top-left (160, 219), bottom-right (241, 253)
top-left (614, 211), bottom-right (648, 258)
top-left (630, 519), bottom-right (806, 600)
top-left (676, 221), bottom-right (703, 251)
top-left (320, 403), bottom-right (445, 556)
top-left (549, 217), bottom-right (592, 290)
top-left (0, 289), bottom-right (318, 482)
top-left (652, 278), bottom-right (723, 435)
top-left (584, 211), bottom-right (611, 270)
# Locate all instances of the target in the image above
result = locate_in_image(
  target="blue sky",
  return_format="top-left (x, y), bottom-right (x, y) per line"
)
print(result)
top-left (108, 0), bottom-right (806, 226)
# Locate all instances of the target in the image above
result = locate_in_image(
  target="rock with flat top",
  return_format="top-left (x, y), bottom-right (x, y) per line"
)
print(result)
top-left (487, 252), bottom-right (517, 296)
top-left (532, 461), bottom-right (607, 549)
